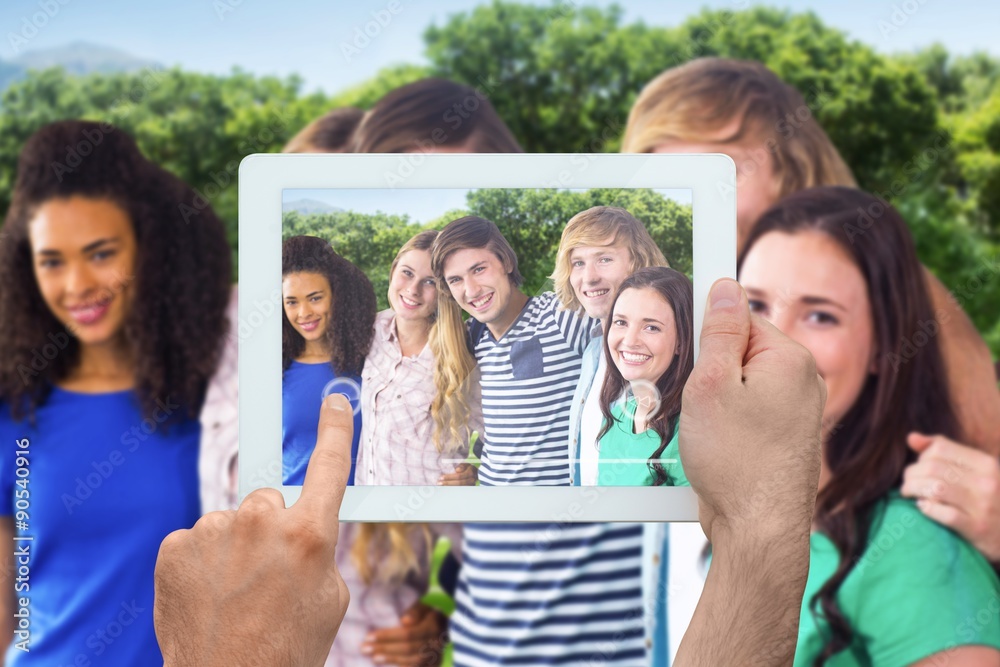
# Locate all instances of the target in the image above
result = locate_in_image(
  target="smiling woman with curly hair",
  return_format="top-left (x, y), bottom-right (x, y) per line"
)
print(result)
top-left (282, 235), bottom-right (376, 486)
top-left (0, 120), bottom-right (232, 665)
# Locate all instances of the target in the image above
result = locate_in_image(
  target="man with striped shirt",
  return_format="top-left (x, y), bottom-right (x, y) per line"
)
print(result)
top-left (432, 215), bottom-right (649, 666)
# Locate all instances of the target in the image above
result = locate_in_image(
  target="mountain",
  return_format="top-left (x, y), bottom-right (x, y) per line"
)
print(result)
top-left (282, 199), bottom-right (344, 215)
top-left (0, 42), bottom-right (161, 91)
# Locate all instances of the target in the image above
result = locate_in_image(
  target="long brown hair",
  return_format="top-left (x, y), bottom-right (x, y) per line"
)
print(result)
top-left (351, 78), bottom-right (523, 153)
top-left (0, 120), bottom-right (231, 423)
top-left (738, 186), bottom-right (959, 665)
top-left (597, 267), bottom-right (694, 486)
top-left (281, 235), bottom-right (376, 375)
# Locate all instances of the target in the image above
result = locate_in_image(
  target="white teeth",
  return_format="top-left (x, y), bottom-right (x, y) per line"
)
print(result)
top-left (620, 351), bottom-right (650, 363)
top-left (585, 289), bottom-right (609, 297)
top-left (401, 296), bottom-right (419, 307)
top-left (470, 293), bottom-right (492, 308)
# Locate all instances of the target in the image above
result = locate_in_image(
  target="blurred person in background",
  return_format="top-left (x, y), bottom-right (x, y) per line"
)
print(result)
top-left (350, 77), bottom-right (522, 154)
top-left (624, 56), bottom-right (1000, 569)
top-left (739, 186), bottom-right (1000, 665)
top-left (281, 235), bottom-right (375, 487)
top-left (0, 120), bottom-right (232, 665)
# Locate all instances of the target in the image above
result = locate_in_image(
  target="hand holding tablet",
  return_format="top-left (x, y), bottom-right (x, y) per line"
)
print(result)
top-left (674, 278), bottom-right (825, 665)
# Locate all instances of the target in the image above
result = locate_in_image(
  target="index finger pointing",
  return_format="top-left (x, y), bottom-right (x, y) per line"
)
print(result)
top-left (297, 394), bottom-right (354, 529)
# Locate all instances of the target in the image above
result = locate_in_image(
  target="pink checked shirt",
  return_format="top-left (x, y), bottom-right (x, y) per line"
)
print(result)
top-left (357, 310), bottom-right (480, 486)
top-left (326, 522), bottom-right (461, 667)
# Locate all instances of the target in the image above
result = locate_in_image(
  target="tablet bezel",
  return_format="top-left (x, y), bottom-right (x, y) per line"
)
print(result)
top-left (238, 153), bottom-right (735, 522)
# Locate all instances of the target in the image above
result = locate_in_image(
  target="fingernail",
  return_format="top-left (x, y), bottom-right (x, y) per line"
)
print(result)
top-left (361, 645), bottom-right (373, 655)
top-left (710, 279), bottom-right (741, 311)
top-left (324, 394), bottom-right (349, 411)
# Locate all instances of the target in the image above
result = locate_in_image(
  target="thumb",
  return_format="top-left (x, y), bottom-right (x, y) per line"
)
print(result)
top-left (907, 432), bottom-right (935, 454)
top-left (693, 279), bottom-right (751, 388)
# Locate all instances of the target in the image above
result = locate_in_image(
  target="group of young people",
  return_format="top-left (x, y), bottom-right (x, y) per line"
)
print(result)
top-left (0, 56), bottom-right (998, 666)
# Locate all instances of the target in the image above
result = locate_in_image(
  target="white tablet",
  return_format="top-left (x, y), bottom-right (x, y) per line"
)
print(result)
top-left (238, 154), bottom-right (735, 522)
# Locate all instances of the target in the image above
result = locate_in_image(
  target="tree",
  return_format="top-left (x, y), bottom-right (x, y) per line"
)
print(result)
top-left (424, 2), bottom-right (679, 153)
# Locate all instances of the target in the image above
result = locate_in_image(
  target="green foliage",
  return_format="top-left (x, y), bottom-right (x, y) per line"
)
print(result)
top-left (424, 2), bottom-right (679, 152)
top-left (905, 45), bottom-right (1000, 114)
top-left (282, 188), bottom-right (692, 311)
top-left (948, 81), bottom-right (1000, 240)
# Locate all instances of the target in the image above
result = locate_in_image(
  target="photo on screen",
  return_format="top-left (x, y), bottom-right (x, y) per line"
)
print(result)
top-left (280, 187), bottom-right (693, 489)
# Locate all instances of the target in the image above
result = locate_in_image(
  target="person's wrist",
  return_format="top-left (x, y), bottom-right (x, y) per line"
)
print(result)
top-left (709, 515), bottom-right (811, 567)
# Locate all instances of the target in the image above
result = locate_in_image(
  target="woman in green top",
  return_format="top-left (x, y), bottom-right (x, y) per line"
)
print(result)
top-left (596, 266), bottom-right (693, 486)
top-left (739, 186), bottom-right (1000, 666)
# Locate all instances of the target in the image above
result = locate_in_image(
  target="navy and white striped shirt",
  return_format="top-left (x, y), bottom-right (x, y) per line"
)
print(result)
top-left (452, 522), bottom-right (647, 666)
top-left (453, 293), bottom-right (646, 666)
top-left (472, 292), bottom-right (593, 486)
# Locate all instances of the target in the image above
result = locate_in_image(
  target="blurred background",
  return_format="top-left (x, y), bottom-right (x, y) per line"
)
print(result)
top-left (0, 0), bottom-right (997, 356)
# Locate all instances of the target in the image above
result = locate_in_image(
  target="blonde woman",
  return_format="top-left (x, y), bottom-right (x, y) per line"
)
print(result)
top-left (329, 231), bottom-right (479, 667)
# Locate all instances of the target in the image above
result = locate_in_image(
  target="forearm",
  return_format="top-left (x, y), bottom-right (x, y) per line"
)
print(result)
top-left (674, 526), bottom-right (810, 667)
top-left (925, 268), bottom-right (1000, 456)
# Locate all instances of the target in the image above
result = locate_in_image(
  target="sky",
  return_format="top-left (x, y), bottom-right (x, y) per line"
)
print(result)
top-left (284, 188), bottom-right (691, 224)
top-left (2, 0), bottom-right (998, 95)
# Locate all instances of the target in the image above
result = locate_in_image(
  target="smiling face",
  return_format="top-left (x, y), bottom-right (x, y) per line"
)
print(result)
top-left (282, 271), bottom-right (333, 343)
top-left (442, 246), bottom-right (514, 326)
top-left (653, 118), bottom-right (781, 252)
top-left (739, 230), bottom-right (875, 433)
top-left (29, 196), bottom-right (137, 348)
top-left (569, 237), bottom-right (633, 320)
top-left (606, 287), bottom-right (678, 385)
top-left (388, 249), bottom-right (437, 322)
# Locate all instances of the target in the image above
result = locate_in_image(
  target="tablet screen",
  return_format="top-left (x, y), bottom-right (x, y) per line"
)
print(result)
top-left (279, 187), bottom-right (693, 489)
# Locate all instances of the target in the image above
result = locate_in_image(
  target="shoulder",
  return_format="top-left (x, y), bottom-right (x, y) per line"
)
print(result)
top-left (369, 310), bottom-right (396, 345)
top-left (375, 309), bottom-right (395, 328)
top-left (536, 292), bottom-right (583, 326)
top-left (532, 292), bottom-right (560, 316)
top-left (856, 494), bottom-right (999, 587)
top-left (844, 494), bottom-right (1000, 662)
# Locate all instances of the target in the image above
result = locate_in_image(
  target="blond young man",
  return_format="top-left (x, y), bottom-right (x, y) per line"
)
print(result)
top-left (552, 206), bottom-right (670, 487)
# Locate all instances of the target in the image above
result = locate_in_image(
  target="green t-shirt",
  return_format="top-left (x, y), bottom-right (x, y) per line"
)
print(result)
top-left (596, 398), bottom-right (689, 486)
top-left (795, 492), bottom-right (1000, 666)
